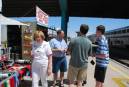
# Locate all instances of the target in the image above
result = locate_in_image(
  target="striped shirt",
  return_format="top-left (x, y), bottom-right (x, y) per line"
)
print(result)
top-left (49, 38), bottom-right (67, 57)
top-left (95, 35), bottom-right (109, 67)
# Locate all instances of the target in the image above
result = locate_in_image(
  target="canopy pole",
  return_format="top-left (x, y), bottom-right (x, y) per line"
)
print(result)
top-left (59, 0), bottom-right (69, 39)
top-left (0, 0), bottom-right (2, 12)
top-left (0, 25), bottom-right (1, 56)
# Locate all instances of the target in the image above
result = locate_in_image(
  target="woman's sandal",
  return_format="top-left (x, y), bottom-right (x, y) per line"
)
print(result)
top-left (59, 83), bottom-right (64, 87)
top-left (53, 82), bottom-right (57, 87)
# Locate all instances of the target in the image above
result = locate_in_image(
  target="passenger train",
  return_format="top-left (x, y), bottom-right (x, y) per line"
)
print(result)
top-left (88, 26), bottom-right (129, 48)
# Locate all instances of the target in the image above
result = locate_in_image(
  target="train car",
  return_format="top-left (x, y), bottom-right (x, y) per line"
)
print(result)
top-left (88, 34), bottom-right (96, 43)
top-left (88, 26), bottom-right (129, 48)
top-left (105, 26), bottom-right (129, 48)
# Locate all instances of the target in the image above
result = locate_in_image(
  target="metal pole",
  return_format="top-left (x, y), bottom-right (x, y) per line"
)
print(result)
top-left (0, 0), bottom-right (2, 12)
top-left (59, 0), bottom-right (69, 40)
top-left (0, 25), bottom-right (1, 57)
top-left (0, 1), bottom-right (2, 52)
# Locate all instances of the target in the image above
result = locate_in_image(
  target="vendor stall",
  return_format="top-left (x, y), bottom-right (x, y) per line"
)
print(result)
top-left (0, 60), bottom-right (31, 87)
top-left (0, 0), bottom-right (31, 86)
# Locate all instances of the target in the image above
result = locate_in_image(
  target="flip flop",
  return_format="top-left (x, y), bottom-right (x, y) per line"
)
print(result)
top-left (53, 82), bottom-right (59, 87)
top-left (52, 83), bottom-right (57, 87)
top-left (82, 81), bottom-right (87, 86)
top-left (59, 83), bottom-right (64, 87)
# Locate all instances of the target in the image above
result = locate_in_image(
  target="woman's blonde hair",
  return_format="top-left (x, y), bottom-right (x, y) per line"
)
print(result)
top-left (33, 30), bottom-right (45, 41)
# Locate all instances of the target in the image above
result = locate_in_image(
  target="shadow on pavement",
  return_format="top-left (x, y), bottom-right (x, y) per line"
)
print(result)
top-left (19, 79), bottom-right (69, 87)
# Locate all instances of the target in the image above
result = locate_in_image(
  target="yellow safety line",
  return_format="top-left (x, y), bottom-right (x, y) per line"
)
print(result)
top-left (112, 78), bottom-right (126, 87)
top-left (109, 64), bottom-right (129, 79)
top-left (109, 64), bottom-right (129, 87)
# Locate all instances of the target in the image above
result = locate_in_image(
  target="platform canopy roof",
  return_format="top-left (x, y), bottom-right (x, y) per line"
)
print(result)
top-left (2, 0), bottom-right (129, 19)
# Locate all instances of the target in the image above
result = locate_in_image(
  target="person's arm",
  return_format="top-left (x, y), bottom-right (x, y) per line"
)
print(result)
top-left (67, 40), bottom-right (73, 54)
top-left (46, 43), bottom-right (53, 76)
top-left (49, 39), bottom-right (62, 52)
top-left (31, 42), bottom-right (34, 58)
top-left (88, 42), bottom-right (92, 56)
top-left (51, 48), bottom-right (63, 52)
top-left (51, 40), bottom-right (68, 52)
top-left (31, 51), bottom-right (34, 58)
top-left (63, 39), bottom-right (68, 53)
top-left (47, 54), bottom-right (52, 76)
top-left (95, 36), bottom-right (109, 58)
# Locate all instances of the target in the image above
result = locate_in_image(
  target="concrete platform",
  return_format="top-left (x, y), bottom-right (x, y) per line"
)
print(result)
top-left (19, 56), bottom-right (129, 87)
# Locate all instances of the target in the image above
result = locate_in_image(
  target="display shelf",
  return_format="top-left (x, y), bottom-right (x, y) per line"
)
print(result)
top-left (21, 22), bottom-right (36, 60)
top-left (22, 26), bottom-right (33, 59)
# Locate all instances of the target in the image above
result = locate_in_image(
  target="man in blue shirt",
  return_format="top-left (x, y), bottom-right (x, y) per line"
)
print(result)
top-left (94, 25), bottom-right (109, 87)
top-left (49, 30), bottom-right (67, 87)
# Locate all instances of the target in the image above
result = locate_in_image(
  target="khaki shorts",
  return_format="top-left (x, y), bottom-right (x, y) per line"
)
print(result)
top-left (67, 65), bottom-right (87, 81)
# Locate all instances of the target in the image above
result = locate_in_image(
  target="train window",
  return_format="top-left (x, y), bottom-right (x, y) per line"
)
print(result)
top-left (118, 31), bottom-right (121, 34)
top-left (112, 32), bottom-right (116, 34)
top-left (116, 31), bottom-right (119, 34)
top-left (122, 30), bottom-right (126, 33)
top-left (127, 29), bottom-right (129, 32)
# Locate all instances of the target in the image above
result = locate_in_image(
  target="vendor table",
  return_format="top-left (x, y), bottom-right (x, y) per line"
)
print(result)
top-left (0, 64), bottom-right (31, 87)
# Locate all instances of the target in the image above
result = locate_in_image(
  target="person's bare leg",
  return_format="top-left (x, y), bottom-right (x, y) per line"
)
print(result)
top-left (69, 80), bottom-right (75, 87)
top-left (96, 81), bottom-right (101, 87)
top-left (60, 72), bottom-right (64, 85)
top-left (77, 80), bottom-right (82, 87)
top-left (53, 73), bottom-right (58, 86)
top-left (101, 82), bottom-right (104, 87)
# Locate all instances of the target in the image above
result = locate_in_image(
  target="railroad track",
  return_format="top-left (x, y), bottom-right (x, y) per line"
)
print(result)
top-left (109, 47), bottom-right (129, 67)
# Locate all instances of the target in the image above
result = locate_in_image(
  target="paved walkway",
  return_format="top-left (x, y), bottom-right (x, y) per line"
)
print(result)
top-left (20, 56), bottom-right (129, 87)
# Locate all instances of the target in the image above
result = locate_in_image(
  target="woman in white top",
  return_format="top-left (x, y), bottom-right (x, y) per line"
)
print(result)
top-left (31, 30), bottom-right (52, 87)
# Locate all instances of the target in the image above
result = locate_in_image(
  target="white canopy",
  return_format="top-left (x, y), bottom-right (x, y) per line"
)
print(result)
top-left (0, 14), bottom-right (28, 26)
top-left (0, 14), bottom-right (29, 43)
top-left (0, 14), bottom-right (29, 56)
top-left (0, 14), bottom-right (29, 55)
top-left (0, 0), bottom-right (29, 57)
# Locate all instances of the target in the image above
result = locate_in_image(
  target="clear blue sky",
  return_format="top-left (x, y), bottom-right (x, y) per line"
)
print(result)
top-left (49, 17), bottom-right (129, 37)
top-left (13, 16), bottom-right (129, 38)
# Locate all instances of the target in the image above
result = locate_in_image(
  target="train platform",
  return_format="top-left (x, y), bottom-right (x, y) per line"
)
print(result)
top-left (86, 58), bottom-right (129, 87)
top-left (19, 56), bottom-right (129, 87)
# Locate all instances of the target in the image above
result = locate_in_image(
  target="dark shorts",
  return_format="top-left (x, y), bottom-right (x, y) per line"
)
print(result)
top-left (94, 65), bottom-right (107, 83)
top-left (52, 56), bottom-right (67, 73)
